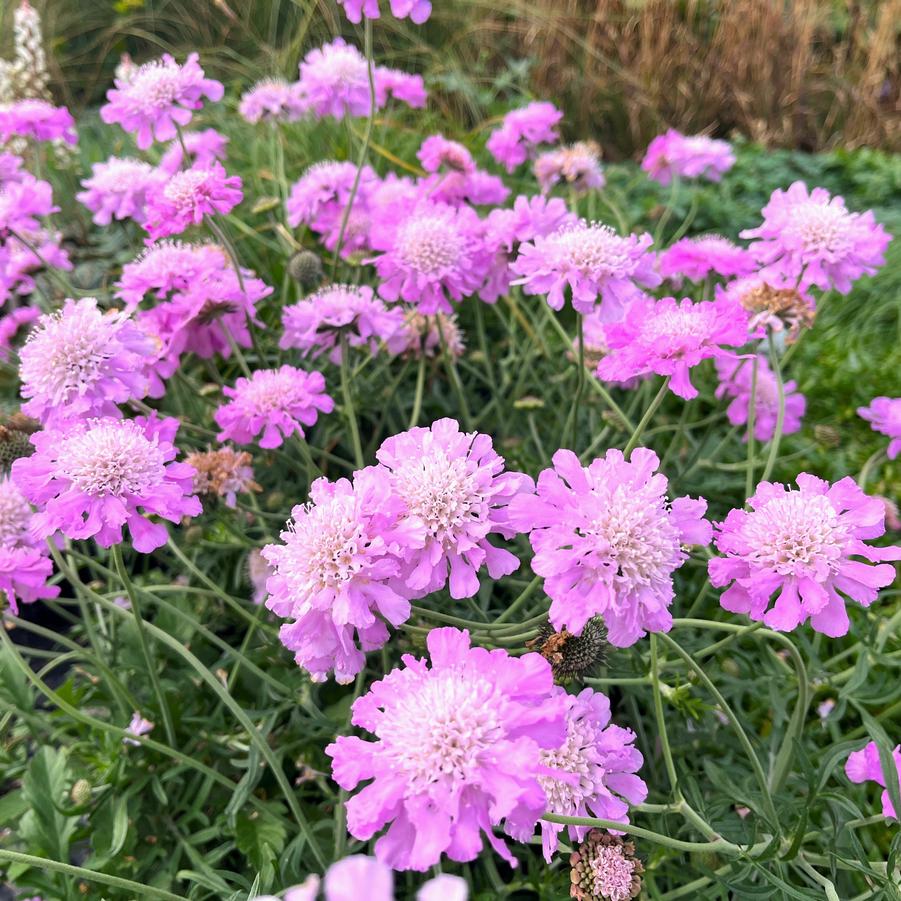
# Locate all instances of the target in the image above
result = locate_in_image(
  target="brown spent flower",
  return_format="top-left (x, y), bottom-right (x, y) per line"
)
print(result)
top-left (185, 447), bottom-right (260, 508)
top-left (527, 618), bottom-right (607, 684)
top-left (738, 283), bottom-right (815, 342)
top-left (570, 830), bottom-right (644, 901)
top-left (402, 310), bottom-right (465, 359)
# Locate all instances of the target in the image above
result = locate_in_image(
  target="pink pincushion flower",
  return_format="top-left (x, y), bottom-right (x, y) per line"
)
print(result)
top-left (0, 174), bottom-right (57, 237)
top-left (508, 448), bottom-right (711, 644)
top-left (285, 161), bottom-right (376, 230)
top-left (858, 397), bottom-right (901, 460)
top-left (100, 52), bottom-right (224, 149)
top-left (337, 0), bottom-right (432, 23)
top-left (297, 39), bottom-right (372, 119)
top-left (376, 418), bottom-right (531, 599)
top-left (280, 284), bottom-right (405, 363)
top-left (534, 142), bottom-right (604, 194)
top-left (239, 79), bottom-right (307, 123)
top-left (715, 355), bottom-right (806, 442)
top-left (845, 741), bottom-right (901, 820)
top-left (158, 128), bottom-right (229, 176)
top-left (539, 687), bottom-right (646, 861)
top-left (11, 414), bottom-right (201, 553)
top-left (262, 468), bottom-right (422, 683)
top-left (375, 68), bottom-right (427, 109)
top-left (487, 102), bottom-right (563, 173)
top-left (0, 546), bottom-right (59, 616)
top-left (76, 157), bottom-right (165, 226)
top-left (740, 182), bottom-right (890, 294)
top-left (642, 130), bottom-right (735, 185)
top-left (18, 297), bottom-right (156, 427)
top-left (144, 163), bottom-right (243, 241)
top-left (597, 295), bottom-right (750, 400)
top-left (368, 202), bottom-right (490, 314)
top-left (512, 221), bottom-right (660, 319)
top-left (0, 100), bottom-right (77, 145)
top-left (0, 475), bottom-right (39, 549)
top-left (0, 230), bottom-right (71, 306)
top-left (709, 474), bottom-right (901, 637)
top-left (214, 365), bottom-right (333, 449)
top-left (326, 627), bottom-right (567, 871)
top-left (0, 306), bottom-right (40, 359)
top-left (659, 235), bottom-right (756, 283)
top-left (123, 711), bottom-right (155, 746)
top-left (418, 134), bottom-right (474, 174)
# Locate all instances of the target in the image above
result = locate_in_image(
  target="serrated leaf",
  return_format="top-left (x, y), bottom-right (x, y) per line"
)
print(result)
top-left (234, 809), bottom-right (287, 871)
top-left (21, 747), bottom-right (74, 861)
top-left (0, 642), bottom-right (32, 710)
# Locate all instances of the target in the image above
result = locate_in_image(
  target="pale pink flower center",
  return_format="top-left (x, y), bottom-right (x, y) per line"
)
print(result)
top-left (163, 170), bottom-right (211, 212)
top-left (129, 62), bottom-right (184, 110)
top-left (539, 715), bottom-right (599, 812)
top-left (241, 371), bottom-right (306, 412)
top-left (0, 480), bottom-right (32, 546)
top-left (641, 308), bottom-right (711, 343)
top-left (397, 216), bottom-right (464, 276)
top-left (786, 202), bottom-right (853, 257)
top-left (552, 225), bottom-right (629, 274)
top-left (589, 845), bottom-right (637, 901)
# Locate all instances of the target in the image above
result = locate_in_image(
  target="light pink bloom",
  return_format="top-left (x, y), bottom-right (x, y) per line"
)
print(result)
top-left (0, 306), bottom-right (40, 359)
top-left (845, 741), bottom-right (901, 820)
top-left (100, 52), bottom-right (224, 149)
top-left (12, 414), bottom-right (201, 552)
top-left (0, 475), bottom-right (39, 549)
top-left (597, 295), bottom-right (750, 400)
top-left (297, 39), bottom-right (372, 119)
top-left (158, 128), bottom-right (229, 175)
top-left (239, 79), bottom-right (307, 123)
top-left (659, 235), bottom-right (756, 283)
top-left (0, 174), bottom-right (57, 237)
top-left (0, 231), bottom-right (71, 306)
top-left (0, 100), bottom-right (77, 145)
top-left (709, 474), bottom-right (901, 637)
top-left (740, 182), bottom-right (890, 294)
top-left (512, 221), bottom-right (660, 319)
top-left (374, 68), bottom-right (427, 109)
top-left (323, 856), bottom-right (393, 900)
top-left (214, 366), bottom-right (334, 449)
top-left (326, 627), bottom-right (567, 871)
top-left (376, 418), bottom-right (531, 598)
top-left (285, 161), bottom-right (376, 230)
top-left (508, 448), bottom-right (710, 644)
top-left (0, 546), bottom-right (59, 616)
top-left (123, 711), bottom-right (155, 746)
top-left (858, 397), bottom-right (901, 460)
top-left (642, 130), bottom-right (735, 185)
top-left (418, 134), bottom-right (474, 174)
top-left (417, 875), bottom-right (468, 901)
top-left (534, 142), bottom-right (604, 194)
top-left (77, 157), bottom-right (165, 225)
top-left (487, 102), bottom-right (563, 173)
top-left (337, 0), bottom-right (432, 24)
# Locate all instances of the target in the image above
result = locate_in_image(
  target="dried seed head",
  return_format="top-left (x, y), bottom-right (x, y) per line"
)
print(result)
top-left (0, 411), bottom-right (39, 470)
top-left (570, 830), bottom-right (644, 901)
top-left (528, 618), bottom-right (607, 684)
top-left (738, 283), bottom-right (814, 341)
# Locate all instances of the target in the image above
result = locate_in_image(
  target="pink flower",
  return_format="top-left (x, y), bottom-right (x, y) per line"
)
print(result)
top-left (539, 687), bottom-right (647, 860)
top-left (158, 128), bottom-right (229, 175)
top-left (143, 163), bottom-right (243, 241)
top-left (534, 142), bottom-right (604, 194)
top-left (376, 418), bottom-right (531, 598)
top-left (326, 627), bottom-right (566, 871)
top-left (214, 365), bottom-right (333, 449)
top-left (11, 414), bottom-right (201, 553)
top-left (286, 161), bottom-right (376, 230)
top-left (375, 68), bottom-right (427, 109)
top-left (297, 39), bottom-right (372, 119)
top-left (740, 182), bottom-right (890, 294)
top-left (76, 157), bottom-right (165, 226)
top-left (337, 0), bottom-right (432, 24)
top-left (0, 153), bottom-right (25, 183)
top-left (508, 448), bottom-right (710, 644)
top-left (123, 711), bottom-right (155, 746)
top-left (709, 474), bottom-right (901, 637)
top-left (0, 546), bottom-right (59, 616)
top-left (641, 130), bottom-right (735, 185)
top-left (512, 221), bottom-right (660, 318)
top-left (487, 102), bottom-right (563, 173)
top-left (0, 475), bottom-right (39, 551)
top-left (18, 297), bottom-right (156, 427)
top-left (659, 235), bottom-right (756, 283)
top-left (262, 468), bottom-right (421, 683)
top-left (858, 397), bottom-right (901, 460)
top-left (0, 306), bottom-right (40, 360)
top-left (100, 52), bottom-right (224, 149)
top-left (323, 856), bottom-right (393, 900)
top-left (0, 174), bottom-right (57, 237)
top-left (715, 355), bottom-right (806, 442)
top-left (0, 100), bottom-right (77, 145)
top-left (239, 79), bottom-right (308, 123)
top-left (280, 284), bottom-right (405, 363)
top-left (845, 741), bottom-right (901, 820)
top-left (597, 295), bottom-right (750, 400)
top-left (0, 230), bottom-right (71, 306)
top-left (418, 134), bottom-right (475, 174)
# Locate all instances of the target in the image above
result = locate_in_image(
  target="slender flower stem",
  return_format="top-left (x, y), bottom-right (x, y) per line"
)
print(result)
top-left (340, 333), bottom-right (365, 468)
top-left (437, 314), bottom-right (472, 430)
top-left (494, 574), bottom-right (543, 624)
top-left (650, 633), bottom-right (679, 794)
top-left (761, 331), bottom-right (786, 483)
top-left (408, 352), bottom-right (426, 429)
top-left (745, 356), bottom-right (759, 499)
top-left (564, 315), bottom-right (586, 450)
top-left (623, 377), bottom-right (670, 457)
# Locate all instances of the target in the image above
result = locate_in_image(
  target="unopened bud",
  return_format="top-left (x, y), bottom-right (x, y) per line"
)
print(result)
top-left (287, 250), bottom-right (324, 292)
top-left (70, 779), bottom-right (91, 805)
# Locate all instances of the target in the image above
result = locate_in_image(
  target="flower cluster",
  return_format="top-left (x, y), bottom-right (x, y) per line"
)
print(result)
top-left (486, 101), bottom-right (563, 173)
top-left (659, 235), bottom-right (756, 284)
top-left (641, 129), bottom-right (735, 185)
top-left (77, 157), bottom-right (165, 226)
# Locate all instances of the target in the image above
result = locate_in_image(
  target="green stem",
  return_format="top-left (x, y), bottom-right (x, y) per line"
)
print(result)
top-left (494, 575), bottom-right (543, 624)
top-left (650, 633), bottom-right (679, 794)
top-left (760, 332), bottom-right (786, 483)
top-left (408, 352), bottom-right (427, 429)
top-left (623, 377), bottom-right (670, 458)
top-left (564, 315), bottom-right (586, 449)
top-left (745, 356), bottom-right (759, 499)
top-left (340, 333), bottom-right (365, 468)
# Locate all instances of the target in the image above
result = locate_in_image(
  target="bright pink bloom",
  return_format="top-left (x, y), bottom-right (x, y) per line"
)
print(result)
top-left (0, 230), bottom-right (71, 306)
top-left (512, 221), bottom-right (660, 318)
top-left (418, 134), bottom-right (474, 174)
top-left (0, 174), bottom-right (57, 237)
top-left (375, 68), bottom-right (427, 109)
top-left (214, 365), bottom-right (333, 449)
top-left (715, 355), bottom-right (806, 442)
top-left (158, 128), bottom-right (229, 175)
top-left (642, 130), bottom-right (735, 185)
top-left (508, 448), bottom-right (710, 644)
top-left (0, 100), bottom-right (77, 145)
top-left (18, 297), bottom-right (156, 427)
top-left (337, 0), bottom-right (431, 23)
top-left (11, 414), bottom-right (201, 553)
top-left (539, 687), bottom-right (646, 860)
top-left (262, 468), bottom-right (421, 683)
top-left (0, 153), bottom-right (25, 183)
top-left (0, 546), bottom-right (59, 615)
top-left (597, 295), bottom-right (749, 400)
top-left (376, 418), bottom-right (531, 599)
top-left (76, 157), bottom-right (165, 226)
top-left (709, 474), bottom-right (901, 637)
top-left (845, 741), bottom-right (901, 820)
top-left (239, 79), bottom-right (308, 123)
top-left (296, 39), bottom-right (372, 119)
top-left (0, 475), bottom-right (39, 549)
top-left (659, 235), bottom-right (756, 283)
top-left (280, 284), bottom-right (405, 363)
top-left (487, 102), bottom-right (562, 173)
top-left (326, 627), bottom-right (567, 871)
top-left (740, 182), bottom-right (890, 294)
top-left (0, 306), bottom-right (40, 359)
top-left (858, 397), bottom-right (901, 460)
top-left (100, 52), bottom-right (224, 149)
top-left (534, 142), bottom-right (604, 194)
top-left (143, 163), bottom-right (243, 240)
top-left (285, 161), bottom-right (376, 230)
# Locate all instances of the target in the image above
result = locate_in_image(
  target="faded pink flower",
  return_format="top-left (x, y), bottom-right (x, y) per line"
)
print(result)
top-left (857, 397), bottom-right (901, 460)
top-left (642, 130), bottom-right (734, 185)
top-left (77, 157), bottom-right (165, 226)
top-left (534, 142), bottom-right (604, 194)
top-left (487, 102), bottom-right (563, 173)
top-left (845, 741), bottom-right (901, 820)
top-left (239, 79), bottom-right (307, 123)
top-left (123, 711), bottom-right (155, 746)
top-left (659, 235), bottom-right (756, 283)
top-left (0, 100), bottom-right (77, 145)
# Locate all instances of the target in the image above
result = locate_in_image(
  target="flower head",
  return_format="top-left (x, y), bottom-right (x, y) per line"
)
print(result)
top-left (337, 0), bottom-right (432, 24)
top-left (597, 295), bottom-right (750, 400)
top-left (659, 235), bottom-right (755, 283)
top-left (740, 182), bottom-right (890, 294)
top-left (570, 831), bottom-right (644, 901)
top-left (418, 134), bottom-right (475, 174)
top-left (76, 157), bottom-right (164, 226)
top-left (0, 545), bottom-right (58, 616)
top-left (487, 102), bottom-right (563, 173)
top-left (11, 414), bottom-right (201, 552)
top-left (158, 127), bottom-right (229, 175)
top-left (858, 397), bottom-right (901, 460)
top-left (641, 130), bottom-right (734, 185)
top-left (297, 39), bottom-right (371, 119)
top-left (326, 627), bottom-right (566, 870)
top-left (0, 99), bottom-right (77, 145)
top-left (376, 418), bottom-right (532, 598)
top-left (512, 221), bottom-right (660, 318)
top-left (185, 447), bottom-right (259, 508)
top-left (0, 174), bottom-right (57, 237)
top-left (214, 365), bottom-right (333, 449)
top-left (286, 161), bottom-right (376, 230)
top-left (239, 79), bottom-right (307, 123)
top-left (709, 474), bottom-right (901, 637)
top-left (0, 473), bottom-right (39, 549)
top-left (719, 275), bottom-right (815, 340)
top-left (18, 297), bottom-right (156, 426)
top-left (508, 448), bottom-right (711, 644)
top-left (123, 711), bottom-right (155, 746)
top-left (534, 142), bottom-right (604, 194)
top-left (100, 52), bottom-right (224, 149)
top-left (398, 310), bottom-right (465, 358)
top-left (845, 741), bottom-right (901, 820)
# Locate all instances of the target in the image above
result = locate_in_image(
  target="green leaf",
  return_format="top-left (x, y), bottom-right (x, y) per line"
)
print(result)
top-left (234, 808), bottom-right (287, 872)
top-left (20, 747), bottom-right (75, 862)
top-left (90, 794), bottom-right (130, 862)
top-left (0, 642), bottom-right (32, 710)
